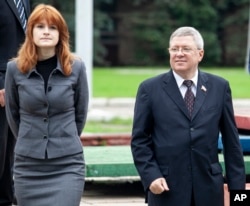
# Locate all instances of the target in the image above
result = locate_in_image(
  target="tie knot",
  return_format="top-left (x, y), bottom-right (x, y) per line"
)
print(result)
top-left (183, 80), bottom-right (193, 88)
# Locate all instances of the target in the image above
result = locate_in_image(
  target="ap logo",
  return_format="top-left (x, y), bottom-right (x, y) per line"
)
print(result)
top-left (230, 190), bottom-right (250, 206)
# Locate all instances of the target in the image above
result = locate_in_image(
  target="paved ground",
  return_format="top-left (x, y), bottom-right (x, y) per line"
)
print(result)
top-left (87, 97), bottom-right (250, 121)
top-left (233, 99), bottom-right (250, 115)
top-left (80, 181), bottom-right (145, 206)
top-left (87, 98), bottom-right (135, 121)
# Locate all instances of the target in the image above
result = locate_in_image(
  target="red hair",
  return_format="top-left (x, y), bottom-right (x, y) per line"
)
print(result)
top-left (16, 4), bottom-right (74, 75)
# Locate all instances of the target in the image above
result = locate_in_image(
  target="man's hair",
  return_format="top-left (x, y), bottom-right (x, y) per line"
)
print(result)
top-left (169, 27), bottom-right (204, 49)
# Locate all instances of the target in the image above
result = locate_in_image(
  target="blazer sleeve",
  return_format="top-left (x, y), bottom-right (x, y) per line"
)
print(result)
top-left (5, 61), bottom-right (20, 138)
top-left (74, 60), bottom-right (89, 136)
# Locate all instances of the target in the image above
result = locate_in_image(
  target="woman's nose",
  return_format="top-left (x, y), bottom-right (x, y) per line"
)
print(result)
top-left (43, 27), bottom-right (49, 33)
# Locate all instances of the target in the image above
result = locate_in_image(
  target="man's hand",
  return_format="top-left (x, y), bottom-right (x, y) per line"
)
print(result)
top-left (149, 177), bottom-right (169, 194)
top-left (0, 89), bottom-right (5, 107)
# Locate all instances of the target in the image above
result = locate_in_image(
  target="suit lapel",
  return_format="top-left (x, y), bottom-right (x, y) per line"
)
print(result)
top-left (192, 71), bottom-right (208, 120)
top-left (161, 70), bottom-right (209, 120)
top-left (161, 70), bottom-right (190, 118)
top-left (6, 0), bottom-right (19, 20)
top-left (22, 0), bottom-right (30, 17)
top-left (6, 0), bottom-right (29, 32)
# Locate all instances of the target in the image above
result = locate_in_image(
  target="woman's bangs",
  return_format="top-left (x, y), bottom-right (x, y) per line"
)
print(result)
top-left (34, 8), bottom-right (61, 28)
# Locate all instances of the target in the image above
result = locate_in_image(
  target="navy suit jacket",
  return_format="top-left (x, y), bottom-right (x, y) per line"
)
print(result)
top-left (131, 69), bottom-right (245, 206)
top-left (0, 0), bottom-right (30, 176)
top-left (0, 0), bottom-right (30, 72)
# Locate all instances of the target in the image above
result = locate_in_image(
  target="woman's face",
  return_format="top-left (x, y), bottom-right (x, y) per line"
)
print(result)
top-left (33, 19), bottom-right (59, 50)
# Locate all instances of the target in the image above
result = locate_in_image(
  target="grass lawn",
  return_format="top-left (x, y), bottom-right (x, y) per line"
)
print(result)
top-left (93, 67), bottom-right (250, 98)
top-left (84, 118), bottom-right (133, 134)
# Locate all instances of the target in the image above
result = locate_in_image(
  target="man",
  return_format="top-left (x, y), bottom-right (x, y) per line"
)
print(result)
top-left (131, 26), bottom-right (245, 206)
top-left (0, 0), bottom-right (30, 205)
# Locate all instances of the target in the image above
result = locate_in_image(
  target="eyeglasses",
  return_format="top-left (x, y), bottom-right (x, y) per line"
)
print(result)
top-left (168, 47), bottom-right (199, 54)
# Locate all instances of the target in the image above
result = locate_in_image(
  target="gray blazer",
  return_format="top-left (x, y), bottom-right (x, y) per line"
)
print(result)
top-left (5, 58), bottom-right (89, 159)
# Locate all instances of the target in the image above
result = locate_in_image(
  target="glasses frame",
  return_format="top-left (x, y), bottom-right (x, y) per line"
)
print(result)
top-left (168, 47), bottom-right (201, 54)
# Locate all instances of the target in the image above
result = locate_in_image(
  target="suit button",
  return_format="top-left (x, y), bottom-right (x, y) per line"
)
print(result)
top-left (43, 118), bottom-right (47, 122)
top-left (43, 135), bottom-right (47, 139)
top-left (190, 127), bottom-right (194, 131)
top-left (48, 86), bottom-right (52, 92)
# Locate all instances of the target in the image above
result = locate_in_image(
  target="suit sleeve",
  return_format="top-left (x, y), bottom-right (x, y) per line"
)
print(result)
top-left (220, 81), bottom-right (245, 190)
top-left (131, 82), bottom-right (163, 191)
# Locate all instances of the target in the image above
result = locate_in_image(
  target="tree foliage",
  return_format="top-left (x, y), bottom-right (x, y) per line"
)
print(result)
top-left (120, 0), bottom-right (248, 66)
top-left (30, 0), bottom-right (249, 66)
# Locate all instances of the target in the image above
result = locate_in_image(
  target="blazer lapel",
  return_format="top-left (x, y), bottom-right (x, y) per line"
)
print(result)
top-left (161, 70), bottom-right (190, 118)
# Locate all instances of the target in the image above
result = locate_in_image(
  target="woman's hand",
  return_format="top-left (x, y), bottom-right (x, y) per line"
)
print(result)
top-left (0, 89), bottom-right (5, 107)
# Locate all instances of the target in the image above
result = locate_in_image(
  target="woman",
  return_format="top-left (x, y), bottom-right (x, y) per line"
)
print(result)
top-left (5, 4), bottom-right (89, 206)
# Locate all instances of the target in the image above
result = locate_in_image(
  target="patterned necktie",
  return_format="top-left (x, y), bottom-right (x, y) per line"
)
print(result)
top-left (14, 0), bottom-right (27, 31)
top-left (183, 80), bottom-right (195, 117)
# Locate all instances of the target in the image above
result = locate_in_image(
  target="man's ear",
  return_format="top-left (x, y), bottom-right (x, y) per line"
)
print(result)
top-left (198, 50), bottom-right (204, 62)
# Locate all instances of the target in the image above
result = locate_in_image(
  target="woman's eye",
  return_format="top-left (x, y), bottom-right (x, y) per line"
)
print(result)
top-left (36, 25), bottom-right (44, 28)
top-left (50, 26), bottom-right (57, 30)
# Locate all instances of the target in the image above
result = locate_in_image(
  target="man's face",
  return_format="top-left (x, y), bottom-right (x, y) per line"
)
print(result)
top-left (169, 36), bottom-right (204, 77)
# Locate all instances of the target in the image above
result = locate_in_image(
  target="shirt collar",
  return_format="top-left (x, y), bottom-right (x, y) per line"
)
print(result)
top-left (25, 58), bottom-right (64, 78)
top-left (172, 70), bottom-right (198, 89)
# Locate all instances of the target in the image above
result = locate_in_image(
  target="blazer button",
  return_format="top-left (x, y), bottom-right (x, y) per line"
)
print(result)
top-left (43, 118), bottom-right (47, 122)
top-left (190, 127), bottom-right (194, 131)
top-left (48, 86), bottom-right (52, 92)
top-left (43, 135), bottom-right (47, 139)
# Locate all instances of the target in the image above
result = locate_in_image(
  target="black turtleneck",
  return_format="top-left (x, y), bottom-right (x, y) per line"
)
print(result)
top-left (36, 55), bottom-right (57, 92)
